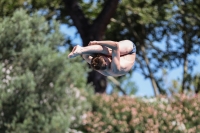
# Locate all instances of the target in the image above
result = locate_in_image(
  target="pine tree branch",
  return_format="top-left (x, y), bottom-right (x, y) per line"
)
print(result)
top-left (136, 58), bottom-right (149, 78)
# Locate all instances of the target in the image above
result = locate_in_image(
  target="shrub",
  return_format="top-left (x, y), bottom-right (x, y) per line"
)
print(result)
top-left (77, 94), bottom-right (200, 133)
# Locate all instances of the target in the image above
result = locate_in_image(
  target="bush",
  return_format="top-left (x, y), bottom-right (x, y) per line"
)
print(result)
top-left (77, 94), bottom-right (200, 133)
top-left (0, 9), bottom-right (92, 133)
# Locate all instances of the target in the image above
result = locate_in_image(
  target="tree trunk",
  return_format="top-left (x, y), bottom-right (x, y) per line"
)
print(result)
top-left (141, 45), bottom-right (159, 96)
top-left (82, 32), bottom-right (108, 93)
top-left (124, 14), bottom-right (161, 96)
top-left (181, 53), bottom-right (188, 93)
top-left (181, 18), bottom-right (190, 93)
top-left (63, 0), bottom-right (119, 93)
top-left (181, 32), bottom-right (189, 93)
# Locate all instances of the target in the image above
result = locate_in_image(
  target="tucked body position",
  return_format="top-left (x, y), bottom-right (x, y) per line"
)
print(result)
top-left (68, 40), bottom-right (136, 77)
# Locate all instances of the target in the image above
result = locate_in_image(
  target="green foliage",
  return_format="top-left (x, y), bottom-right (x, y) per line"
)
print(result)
top-left (0, 0), bottom-right (24, 17)
top-left (79, 0), bottom-right (103, 23)
top-left (105, 0), bottom-right (172, 40)
top-left (166, 73), bottom-right (200, 95)
top-left (164, 0), bottom-right (200, 92)
top-left (77, 94), bottom-right (200, 133)
top-left (0, 9), bottom-right (92, 133)
top-left (0, 0), bottom-right (61, 18)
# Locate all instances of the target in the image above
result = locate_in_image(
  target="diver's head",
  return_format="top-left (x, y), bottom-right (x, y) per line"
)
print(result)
top-left (91, 55), bottom-right (107, 70)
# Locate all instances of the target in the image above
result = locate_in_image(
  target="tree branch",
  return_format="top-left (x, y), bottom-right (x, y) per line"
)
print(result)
top-left (62, 0), bottom-right (90, 36)
top-left (92, 0), bottom-right (119, 37)
top-left (185, 14), bottom-right (200, 23)
top-left (107, 76), bottom-right (126, 95)
top-left (136, 58), bottom-right (149, 78)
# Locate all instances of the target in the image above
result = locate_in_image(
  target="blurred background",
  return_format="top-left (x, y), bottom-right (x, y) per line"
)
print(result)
top-left (0, 0), bottom-right (200, 132)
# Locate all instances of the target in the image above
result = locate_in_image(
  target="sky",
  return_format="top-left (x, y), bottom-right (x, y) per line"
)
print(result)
top-left (60, 25), bottom-right (200, 97)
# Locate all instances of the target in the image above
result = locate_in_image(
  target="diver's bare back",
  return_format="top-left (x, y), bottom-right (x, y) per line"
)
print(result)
top-left (96, 53), bottom-right (136, 77)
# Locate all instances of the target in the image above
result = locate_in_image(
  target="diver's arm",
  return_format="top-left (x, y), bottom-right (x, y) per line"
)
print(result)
top-left (88, 41), bottom-right (118, 50)
top-left (68, 45), bottom-right (111, 59)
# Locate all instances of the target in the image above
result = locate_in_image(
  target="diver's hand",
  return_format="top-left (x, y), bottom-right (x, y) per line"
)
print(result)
top-left (88, 41), bottom-right (98, 46)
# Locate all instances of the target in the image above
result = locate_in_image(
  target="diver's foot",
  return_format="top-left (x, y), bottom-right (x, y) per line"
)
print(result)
top-left (68, 45), bottom-right (82, 58)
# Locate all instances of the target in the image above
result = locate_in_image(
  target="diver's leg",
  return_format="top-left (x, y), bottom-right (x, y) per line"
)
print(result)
top-left (118, 40), bottom-right (135, 55)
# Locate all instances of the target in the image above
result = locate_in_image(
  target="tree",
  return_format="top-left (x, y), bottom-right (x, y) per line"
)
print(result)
top-left (0, 9), bottom-right (91, 133)
top-left (164, 0), bottom-right (200, 93)
top-left (104, 0), bottom-right (173, 96)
